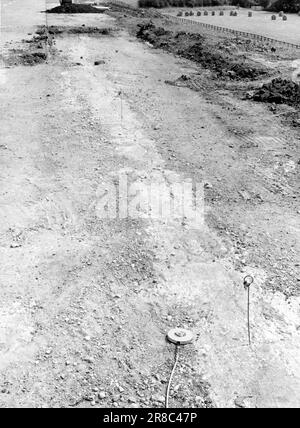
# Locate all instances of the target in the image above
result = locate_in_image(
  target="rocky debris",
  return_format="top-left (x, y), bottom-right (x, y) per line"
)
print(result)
top-left (1, 49), bottom-right (48, 66)
top-left (165, 74), bottom-right (190, 87)
top-left (47, 25), bottom-right (112, 35)
top-left (184, 43), bottom-right (266, 79)
top-left (20, 52), bottom-right (47, 65)
top-left (234, 397), bottom-right (246, 408)
top-left (136, 22), bottom-right (171, 45)
top-left (0, 27), bottom-right (52, 67)
top-left (137, 23), bottom-right (268, 80)
top-left (46, 4), bottom-right (106, 14)
top-left (252, 78), bottom-right (300, 107)
top-left (94, 60), bottom-right (106, 66)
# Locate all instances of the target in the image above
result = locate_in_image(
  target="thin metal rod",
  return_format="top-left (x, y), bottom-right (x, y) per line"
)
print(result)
top-left (247, 286), bottom-right (251, 346)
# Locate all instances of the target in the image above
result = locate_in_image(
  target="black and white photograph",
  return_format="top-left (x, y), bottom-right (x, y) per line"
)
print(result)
top-left (0, 0), bottom-right (299, 411)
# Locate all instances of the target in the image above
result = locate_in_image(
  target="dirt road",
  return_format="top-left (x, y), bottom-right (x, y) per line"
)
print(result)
top-left (0, 0), bottom-right (299, 408)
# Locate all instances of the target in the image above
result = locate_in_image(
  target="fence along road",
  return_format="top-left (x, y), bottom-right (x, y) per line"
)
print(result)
top-left (108, 1), bottom-right (300, 50)
top-left (163, 14), bottom-right (300, 50)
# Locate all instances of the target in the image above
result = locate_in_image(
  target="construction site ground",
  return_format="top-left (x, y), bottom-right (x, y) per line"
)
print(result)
top-left (0, 0), bottom-right (299, 408)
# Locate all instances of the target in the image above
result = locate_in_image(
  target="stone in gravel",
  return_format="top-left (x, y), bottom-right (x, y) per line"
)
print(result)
top-left (234, 398), bottom-right (246, 408)
top-left (98, 391), bottom-right (106, 399)
top-left (10, 243), bottom-right (22, 248)
top-left (94, 60), bottom-right (105, 66)
top-left (152, 394), bottom-right (165, 403)
top-left (86, 395), bottom-right (95, 402)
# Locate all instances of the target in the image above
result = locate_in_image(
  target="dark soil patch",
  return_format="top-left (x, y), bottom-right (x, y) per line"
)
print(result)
top-left (252, 78), bottom-right (300, 107)
top-left (20, 51), bottom-right (48, 64)
top-left (1, 28), bottom-right (51, 67)
top-left (1, 49), bottom-right (48, 67)
top-left (47, 26), bottom-right (113, 35)
top-left (46, 4), bottom-right (105, 14)
top-left (136, 22), bottom-right (268, 80)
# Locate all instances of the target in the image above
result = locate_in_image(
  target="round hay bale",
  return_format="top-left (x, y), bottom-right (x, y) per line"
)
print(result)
top-left (212, 11), bottom-right (215, 16)
top-left (177, 11), bottom-right (183, 17)
top-left (230, 10), bottom-right (234, 16)
top-left (204, 11), bottom-right (208, 16)
top-left (271, 15), bottom-right (276, 20)
top-left (233, 11), bottom-right (238, 16)
top-left (248, 11), bottom-right (252, 17)
top-left (197, 11), bottom-right (201, 16)
top-left (220, 10), bottom-right (224, 16)
top-left (282, 15), bottom-right (287, 21)
top-left (279, 11), bottom-right (284, 17)
top-left (185, 11), bottom-right (189, 16)
top-left (189, 11), bottom-right (194, 16)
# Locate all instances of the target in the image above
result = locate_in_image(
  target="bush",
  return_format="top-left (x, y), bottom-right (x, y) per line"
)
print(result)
top-left (268, 0), bottom-right (300, 13)
top-left (231, 0), bottom-right (255, 7)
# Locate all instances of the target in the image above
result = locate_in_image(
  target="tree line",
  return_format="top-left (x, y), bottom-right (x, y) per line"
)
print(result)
top-left (138, 0), bottom-right (300, 12)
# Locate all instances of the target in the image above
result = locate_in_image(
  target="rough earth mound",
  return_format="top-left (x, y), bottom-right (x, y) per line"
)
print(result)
top-left (137, 23), bottom-right (267, 80)
top-left (253, 78), bottom-right (300, 107)
top-left (46, 4), bottom-right (105, 14)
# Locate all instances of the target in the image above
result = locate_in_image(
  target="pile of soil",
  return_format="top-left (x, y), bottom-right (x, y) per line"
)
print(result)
top-left (137, 23), bottom-right (268, 80)
top-left (46, 4), bottom-right (105, 14)
top-left (47, 26), bottom-right (112, 35)
top-left (1, 49), bottom-right (48, 67)
top-left (20, 52), bottom-right (47, 65)
top-left (183, 43), bottom-right (264, 80)
top-left (252, 78), bottom-right (300, 106)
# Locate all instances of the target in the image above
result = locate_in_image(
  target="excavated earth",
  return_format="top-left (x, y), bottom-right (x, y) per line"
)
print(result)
top-left (253, 78), bottom-right (300, 107)
top-left (136, 22), bottom-right (269, 80)
top-left (46, 4), bottom-right (106, 14)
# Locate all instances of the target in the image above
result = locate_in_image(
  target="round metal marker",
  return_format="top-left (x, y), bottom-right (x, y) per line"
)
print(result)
top-left (167, 328), bottom-right (194, 345)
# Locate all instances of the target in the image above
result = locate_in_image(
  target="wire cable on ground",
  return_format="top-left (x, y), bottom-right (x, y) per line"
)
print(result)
top-left (247, 286), bottom-right (251, 346)
top-left (165, 345), bottom-right (180, 408)
top-left (244, 275), bottom-right (254, 346)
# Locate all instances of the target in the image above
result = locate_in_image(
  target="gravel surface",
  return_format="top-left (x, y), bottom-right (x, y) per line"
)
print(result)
top-left (0, 0), bottom-right (299, 409)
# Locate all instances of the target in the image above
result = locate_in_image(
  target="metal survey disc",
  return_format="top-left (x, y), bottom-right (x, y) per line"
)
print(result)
top-left (167, 328), bottom-right (194, 345)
